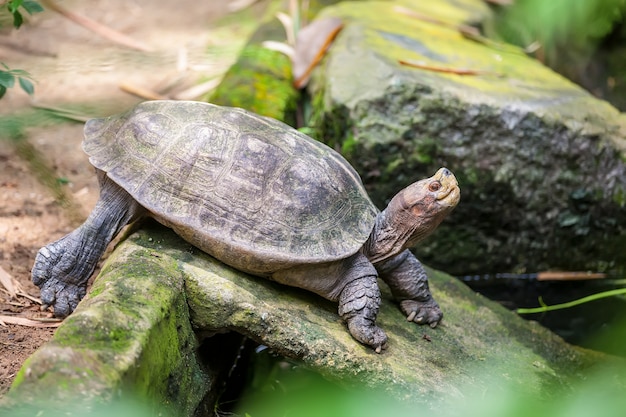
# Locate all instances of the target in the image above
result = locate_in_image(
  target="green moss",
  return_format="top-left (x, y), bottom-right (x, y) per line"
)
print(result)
top-left (8, 237), bottom-right (210, 414)
top-left (410, 136), bottom-right (439, 165)
top-left (51, 251), bottom-right (180, 353)
top-left (209, 45), bottom-right (298, 124)
top-left (383, 157), bottom-right (405, 178)
top-left (613, 188), bottom-right (626, 207)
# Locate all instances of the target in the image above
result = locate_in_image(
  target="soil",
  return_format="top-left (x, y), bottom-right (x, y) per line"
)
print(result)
top-left (0, 0), bottom-right (263, 397)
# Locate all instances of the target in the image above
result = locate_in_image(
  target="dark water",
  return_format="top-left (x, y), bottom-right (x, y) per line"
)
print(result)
top-left (462, 276), bottom-right (626, 357)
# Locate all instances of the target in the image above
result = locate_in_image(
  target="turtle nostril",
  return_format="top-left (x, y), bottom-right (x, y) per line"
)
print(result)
top-left (441, 168), bottom-right (451, 176)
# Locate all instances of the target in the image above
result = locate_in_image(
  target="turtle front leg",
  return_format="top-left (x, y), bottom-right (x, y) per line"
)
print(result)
top-left (376, 249), bottom-right (443, 328)
top-left (32, 171), bottom-right (143, 317)
top-left (338, 253), bottom-right (387, 353)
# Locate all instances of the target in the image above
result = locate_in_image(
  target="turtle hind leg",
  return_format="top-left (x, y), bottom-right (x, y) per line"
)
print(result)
top-left (338, 253), bottom-right (387, 353)
top-left (32, 171), bottom-right (143, 317)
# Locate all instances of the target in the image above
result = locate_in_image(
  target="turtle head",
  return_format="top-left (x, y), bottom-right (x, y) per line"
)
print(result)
top-left (384, 167), bottom-right (460, 250)
top-left (366, 168), bottom-right (459, 263)
top-left (400, 167), bottom-right (459, 214)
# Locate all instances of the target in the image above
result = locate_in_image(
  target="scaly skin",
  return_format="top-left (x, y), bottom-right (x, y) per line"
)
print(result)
top-left (32, 171), bottom-right (143, 316)
top-left (336, 253), bottom-right (387, 352)
top-left (375, 249), bottom-right (443, 327)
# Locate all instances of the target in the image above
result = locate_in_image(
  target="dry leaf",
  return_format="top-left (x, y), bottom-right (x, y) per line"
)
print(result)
top-left (0, 266), bottom-right (17, 299)
top-left (292, 17), bottom-right (343, 89)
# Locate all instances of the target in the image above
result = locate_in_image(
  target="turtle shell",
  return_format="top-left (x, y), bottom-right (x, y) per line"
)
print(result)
top-left (83, 101), bottom-right (378, 273)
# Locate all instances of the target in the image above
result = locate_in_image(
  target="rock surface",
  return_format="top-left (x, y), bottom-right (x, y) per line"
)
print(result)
top-left (308, 0), bottom-right (626, 276)
top-left (1, 226), bottom-right (238, 415)
top-left (6, 225), bottom-right (620, 414)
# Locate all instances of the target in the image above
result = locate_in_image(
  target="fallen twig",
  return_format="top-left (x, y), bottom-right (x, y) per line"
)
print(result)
top-left (40, 0), bottom-right (152, 52)
top-left (459, 28), bottom-right (525, 54)
top-left (119, 82), bottom-right (168, 100)
top-left (398, 59), bottom-right (503, 77)
top-left (536, 271), bottom-right (606, 281)
top-left (30, 103), bottom-right (92, 122)
top-left (0, 315), bottom-right (62, 328)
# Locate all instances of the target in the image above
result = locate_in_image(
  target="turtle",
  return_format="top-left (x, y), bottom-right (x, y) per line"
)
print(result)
top-left (32, 100), bottom-right (460, 352)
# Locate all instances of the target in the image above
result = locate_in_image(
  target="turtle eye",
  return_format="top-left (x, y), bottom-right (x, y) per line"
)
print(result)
top-left (428, 181), bottom-right (442, 192)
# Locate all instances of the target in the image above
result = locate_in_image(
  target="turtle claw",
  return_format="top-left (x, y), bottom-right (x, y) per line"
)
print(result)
top-left (38, 276), bottom-right (86, 318)
top-left (32, 234), bottom-right (93, 318)
top-left (375, 340), bottom-right (389, 354)
top-left (400, 298), bottom-right (443, 328)
top-left (346, 316), bottom-right (388, 352)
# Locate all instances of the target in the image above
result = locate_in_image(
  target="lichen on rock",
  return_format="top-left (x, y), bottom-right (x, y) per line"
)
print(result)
top-left (308, 0), bottom-right (626, 276)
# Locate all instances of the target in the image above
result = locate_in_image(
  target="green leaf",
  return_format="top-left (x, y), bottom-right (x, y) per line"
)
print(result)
top-left (0, 85), bottom-right (6, 100)
top-left (7, 0), bottom-right (24, 14)
top-left (0, 71), bottom-right (16, 88)
top-left (22, 0), bottom-right (44, 15)
top-left (18, 77), bottom-right (34, 95)
top-left (12, 9), bottom-right (24, 29)
top-left (8, 68), bottom-right (31, 77)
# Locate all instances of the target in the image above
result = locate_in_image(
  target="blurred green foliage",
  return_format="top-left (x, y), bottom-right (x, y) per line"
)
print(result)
top-left (3, 396), bottom-right (172, 417)
top-left (491, 0), bottom-right (625, 68)
top-left (0, 0), bottom-right (43, 99)
top-left (235, 356), bottom-right (626, 417)
top-left (5, 0), bottom-right (44, 28)
top-left (0, 63), bottom-right (34, 98)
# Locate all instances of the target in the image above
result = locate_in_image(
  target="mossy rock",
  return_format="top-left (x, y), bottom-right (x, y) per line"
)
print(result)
top-left (307, 0), bottom-right (626, 276)
top-left (208, 8), bottom-right (299, 125)
top-left (210, 44), bottom-right (298, 124)
top-left (1, 228), bottom-right (233, 416)
top-left (134, 226), bottom-right (620, 405)
top-left (4, 225), bottom-right (624, 413)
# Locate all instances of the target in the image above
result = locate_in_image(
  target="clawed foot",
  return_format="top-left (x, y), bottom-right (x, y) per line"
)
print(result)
top-left (38, 276), bottom-right (86, 318)
top-left (347, 316), bottom-right (388, 353)
top-left (31, 237), bottom-right (92, 318)
top-left (400, 298), bottom-right (443, 328)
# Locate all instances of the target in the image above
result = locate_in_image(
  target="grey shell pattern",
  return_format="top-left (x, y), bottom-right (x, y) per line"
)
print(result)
top-left (83, 101), bottom-right (378, 272)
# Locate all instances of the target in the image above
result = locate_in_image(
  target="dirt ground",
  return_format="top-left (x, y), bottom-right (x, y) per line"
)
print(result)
top-left (0, 0), bottom-right (265, 397)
